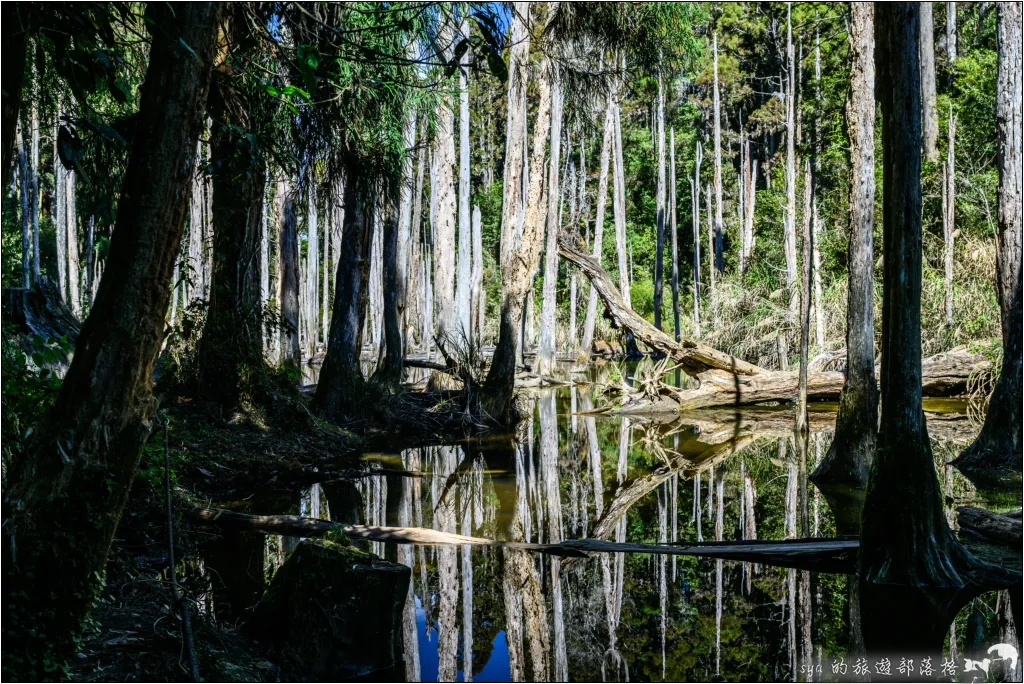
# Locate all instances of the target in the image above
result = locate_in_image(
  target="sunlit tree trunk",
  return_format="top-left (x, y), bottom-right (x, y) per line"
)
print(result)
top-left (305, 183), bottom-right (320, 356)
top-left (455, 15), bottom-right (473, 345)
top-left (955, 2), bottom-right (1022, 480)
top-left (692, 142), bottom-right (702, 336)
top-left (813, 3), bottom-right (877, 490)
top-left (433, 18), bottom-right (458, 353)
top-left (706, 184), bottom-right (716, 324)
top-left (536, 67), bottom-right (563, 376)
top-left (376, 190), bottom-right (404, 384)
top-left (30, 73), bottom-right (40, 284)
top-left (581, 100), bottom-right (614, 356)
top-left (654, 71), bottom-right (667, 329)
top-left (784, 5), bottom-right (798, 350)
top-left (943, 113), bottom-right (956, 328)
top-left (471, 204), bottom-right (484, 350)
top-left (713, 34), bottom-right (724, 276)
top-left (18, 125), bottom-right (29, 287)
top-left (1, 7), bottom-right (220, 677)
top-left (797, 158), bottom-right (813, 432)
top-left (670, 126), bottom-right (680, 344)
top-left (398, 74), bottom-right (417, 356)
top-left (946, 2), bottom-right (957, 87)
top-left (920, 1), bottom-right (940, 163)
top-left (486, 2), bottom-right (555, 423)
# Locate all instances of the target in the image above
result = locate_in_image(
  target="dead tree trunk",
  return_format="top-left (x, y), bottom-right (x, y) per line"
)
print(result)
top-left (955, 2), bottom-right (1022, 483)
top-left (712, 34), bottom-right (724, 276)
top-left (784, 6), bottom-right (798, 339)
top-left (581, 99), bottom-right (615, 356)
top-left (813, 3), bottom-right (877, 490)
top-left (943, 112), bottom-right (956, 328)
top-left (1, 7), bottom-right (220, 678)
top-left (432, 18), bottom-right (458, 351)
top-left (670, 126), bottom-right (680, 344)
top-left (920, 1), bottom-right (940, 164)
top-left (797, 159), bottom-right (813, 432)
top-left (654, 71), bottom-right (667, 330)
top-left (536, 66), bottom-right (563, 376)
top-left (375, 187), bottom-right (404, 385)
top-left (455, 14), bottom-right (472, 342)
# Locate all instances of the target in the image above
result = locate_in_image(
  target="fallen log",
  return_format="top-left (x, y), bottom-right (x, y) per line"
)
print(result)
top-left (957, 506), bottom-right (1023, 547)
top-left (559, 233), bottom-right (991, 409)
top-left (189, 507), bottom-right (856, 571)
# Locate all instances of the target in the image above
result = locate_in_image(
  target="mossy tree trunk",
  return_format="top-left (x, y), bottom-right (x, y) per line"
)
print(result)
top-left (1, 6), bottom-right (221, 678)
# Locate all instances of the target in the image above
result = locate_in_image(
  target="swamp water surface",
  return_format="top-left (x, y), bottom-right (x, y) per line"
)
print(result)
top-left (194, 378), bottom-right (1020, 682)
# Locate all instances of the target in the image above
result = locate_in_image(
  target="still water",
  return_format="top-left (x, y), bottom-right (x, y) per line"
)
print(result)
top-left (198, 381), bottom-right (1020, 682)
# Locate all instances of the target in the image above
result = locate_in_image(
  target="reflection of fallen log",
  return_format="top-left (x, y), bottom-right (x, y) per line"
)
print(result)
top-left (559, 234), bottom-right (991, 409)
top-left (189, 507), bottom-right (854, 571)
top-left (957, 507), bottom-right (1023, 547)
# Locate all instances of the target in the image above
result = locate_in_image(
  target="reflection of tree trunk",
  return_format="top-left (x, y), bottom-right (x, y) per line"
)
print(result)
top-left (460, 461), bottom-right (473, 682)
top-left (435, 447), bottom-right (460, 682)
top-left (398, 454), bottom-right (421, 682)
top-left (715, 467), bottom-right (723, 676)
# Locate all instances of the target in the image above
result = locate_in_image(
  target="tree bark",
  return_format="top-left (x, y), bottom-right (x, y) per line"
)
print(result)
top-left (1, 7), bottom-right (221, 678)
top-left (313, 175), bottom-right (372, 420)
top-left (920, 1), bottom-right (940, 164)
top-left (797, 159), bottom-right (813, 432)
top-left (946, 2), bottom-right (957, 87)
top-left (18, 125), bottom-right (30, 288)
top-left (198, 73), bottom-right (266, 409)
top-left (581, 99), bottom-right (615, 356)
top-left (536, 67), bottom-right (563, 376)
top-left (785, 6), bottom-right (798, 327)
top-left (813, 2), bottom-right (878, 490)
top-left (305, 183), bottom-right (320, 356)
top-left (670, 126), bottom-right (680, 344)
top-left (654, 71), bottom-right (667, 330)
top-left (277, 181), bottom-right (301, 371)
top-left (713, 35), bottom-right (724, 276)
top-left (955, 2), bottom-right (1022, 481)
top-left (692, 142), bottom-right (702, 336)
top-left (943, 112), bottom-right (956, 328)
top-left (433, 19), bottom-right (458, 352)
top-left (471, 204), bottom-right (484, 350)
top-left (30, 75), bottom-right (40, 284)
top-left (375, 190), bottom-right (403, 385)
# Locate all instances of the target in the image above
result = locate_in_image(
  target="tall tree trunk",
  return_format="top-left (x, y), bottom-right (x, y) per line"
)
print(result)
top-left (66, 157), bottom-right (81, 318)
top-left (536, 66), bottom-right (563, 376)
top-left (955, 2), bottom-right (1022, 481)
top-left (813, 2), bottom-right (877, 490)
top-left (471, 204), bottom-right (484, 350)
top-left (581, 99), bottom-right (615, 356)
top-left (198, 75), bottom-right (266, 410)
top-left (484, 0), bottom-right (531, 420)
top-left (314, 175), bottom-right (372, 420)
top-left (654, 71), bottom-right (667, 330)
top-left (433, 19), bottom-right (458, 353)
top-left (785, 5), bottom-right (798, 333)
top-left (30, 72), bottom-right (40, 284)
top-left (18, 125), bottom-right (29, 288)
top-left (745, 156), bottom-right (758, 265)
top-left (366, 203), bottom-right (384, 356)
top-left (706, 184), bottom-right (716, 325)
top-left (920, 1), bottom-right (940, 164)
top-left (946, 2), bottom-right (957, 88)
top-left (713, 34), bottom-right (724, 276)
top-left (670, 126), bottom-right (680, 344)
top-left (321, 190), bottom-right (330, 345)
top-left (613, 102), bottom-right (629, 306)
top-left (943, 112), bottom-right (956, 328)
top-left (411, 122), bottom-right (427, 350)
top-left (305, 184), bottom-right (320, 356)
top-left (277, 181), bottom-right (301, 371)
top-left (260, 178), bottom-right (271, 346)
top-left (398, 70), bottom-right (417, 356)
top-left (85, 216), bottom-right (94, 309)
top-left (455, 15), bottom-right (473, 344)
top-left (860, 4), bottom-right (990, 654)
top-left (376, 188), bottom-right (403, 384)
top-left (1, 7), bottom-right (220, 678)
top-left (692, 142), bottom-right (702, 336)
top-left (797, 158), bottom-right (813, 432)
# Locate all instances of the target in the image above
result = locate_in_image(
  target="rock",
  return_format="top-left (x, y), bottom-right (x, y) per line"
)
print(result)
top-left (247, 538), bottom-right (411, 681)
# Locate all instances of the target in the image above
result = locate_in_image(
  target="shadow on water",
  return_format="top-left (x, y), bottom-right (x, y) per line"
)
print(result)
top-left (193, 377), bottom-right (1021, 682)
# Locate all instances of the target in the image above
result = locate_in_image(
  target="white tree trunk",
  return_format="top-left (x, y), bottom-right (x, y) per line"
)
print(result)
top-left (944, 112), bottom-right (956, 327)
top-left (53, 114), bottom-right (66, 305)
top-left (433, 19), bottom-right (458, 351)
top-left (785, 5), bottom-right (798, 327)
top-left (713, 34), bottom-right (724, 277)
top-left (536, 67), bottom-right (563, 375)
top-left (454, 14), bottom-right (473, 345)
top-left (921, 1), bottom-right (940, 163)
top-left (306, 184), bottom-right (319, 356)
top-left (613, 102), bottom-right (629, 305)
top-left (581, 100), bottom-right (615, 355)
top-left (471, 204), bottom-right (484, 349)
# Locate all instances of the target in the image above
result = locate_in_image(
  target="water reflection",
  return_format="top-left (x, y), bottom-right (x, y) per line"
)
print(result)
top-left (199, 384), bottom-right (1019, 682)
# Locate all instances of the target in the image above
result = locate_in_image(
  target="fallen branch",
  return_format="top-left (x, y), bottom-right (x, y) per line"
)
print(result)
top-left (189, 507), bottom-right (856, 571)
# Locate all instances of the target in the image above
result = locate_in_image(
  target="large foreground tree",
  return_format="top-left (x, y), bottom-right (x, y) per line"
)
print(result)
top-left (1, 5), bottom-right (222, 678)
top-left (954, 1), bottom-right (1022, 485)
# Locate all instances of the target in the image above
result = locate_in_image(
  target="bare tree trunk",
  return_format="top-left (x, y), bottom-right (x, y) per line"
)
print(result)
top-left (314, 176), bottom-right (373, 420)
top-left (943, 112), bottom-right (956, 328)
top-left (955, 2), bottom-right (1022, 480)
top-left (472, 204), bottom-right (483, 350)
top-left (797, 158), bottom-right (813, 433)
top-left (486, 1), bottom-right (554, 423)
top-left (18, 125), bottom-right (29, 287)
top-left (1, 8), bottom-right (220, 677)
top-left (654, 71), bottom-right (667, 330)
top-left (410, 122), bottom-right (426, 350)
top-left (398, 69), bottom-right (417, 356)
top-left (813, 3), bottom-right (877, 489)
top-left (376, 189), bottom-right (403, 384)
top-left (305, 184), bottom-right (319, 356)
top-left (85, 216), bottom-right (94, 309)
top-left (30, 76), bottom-right (39, 284)
top-left (66, 160), bottom-right (81, 318)
top-left (746, 156), bottom-right (758, 264)
top-left (581, 100), bottom-right (614, 356)
top-left (946, 2), bottom-right (957, 88)
top-left (670, 126), bottom-right (680, 344)
top-left (706, 185), bottom-right (716, 325)
top-left (613, 102), bottom-right (630, 306)
top-left (921, 1), bottom-right (940, 164)
top-left (277, 181), bottom-right (301, 371)
top-left (713, 34), bottom-right (724, 276)
top-left (260, 179), bottom-right (271, 339)
top-left (692, 142), bottom-right (702, 336)
top-left (455, 15), bottom-right (473, 345)
top-left (536, 67), bottom-right (563, 376)
top-left (813, 34), bottom-right (825, 350)
top-left (785, 5), bottom-right (798, 332)
top-left (433, 19), bottom-right (458, 352)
